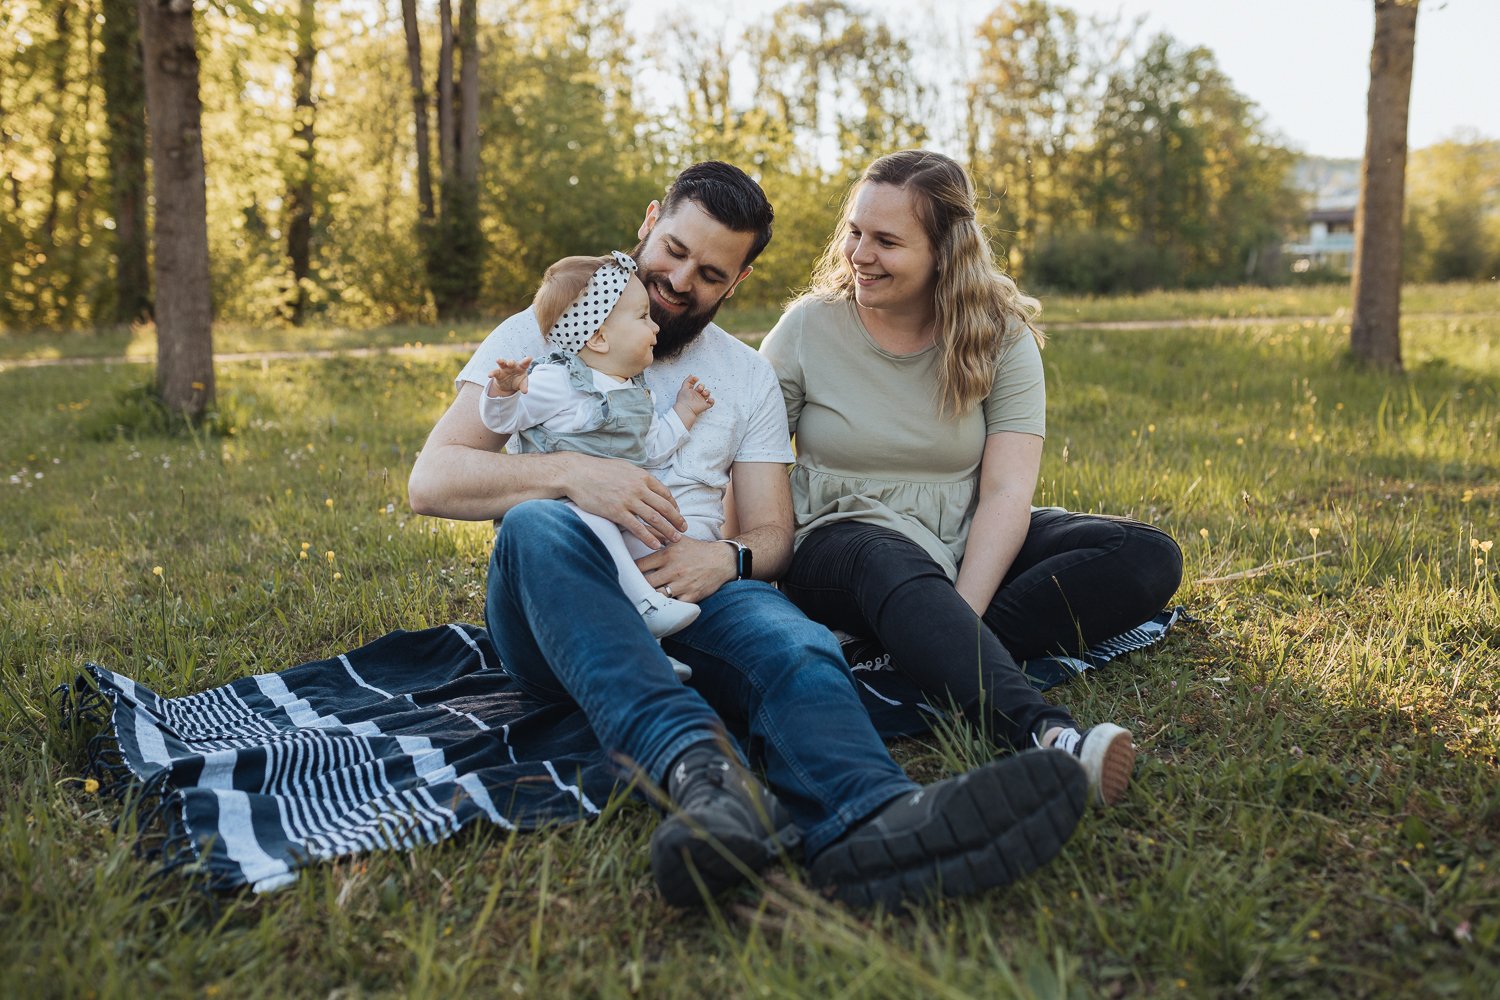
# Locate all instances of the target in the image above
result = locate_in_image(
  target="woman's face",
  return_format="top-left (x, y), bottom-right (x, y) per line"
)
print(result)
top-left (842, 182), bottom-right (938, 315)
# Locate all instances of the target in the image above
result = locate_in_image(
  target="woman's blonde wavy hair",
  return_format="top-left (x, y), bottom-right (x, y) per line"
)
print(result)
top-left (802, 149), bottom-right (1042, 419)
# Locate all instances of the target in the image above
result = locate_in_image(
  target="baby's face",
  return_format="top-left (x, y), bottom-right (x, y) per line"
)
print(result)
top-left (596, 277), bottom-right (660, 376)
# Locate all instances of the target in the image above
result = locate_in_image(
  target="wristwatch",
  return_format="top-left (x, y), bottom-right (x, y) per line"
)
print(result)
top-left (722, 539), bottom-right (752, 580)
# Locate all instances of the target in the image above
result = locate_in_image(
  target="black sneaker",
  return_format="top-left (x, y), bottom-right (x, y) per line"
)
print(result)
top-left (807, 748), bottom-right (1088, 909)
top-left (649, 744), bottom-right (781, 907)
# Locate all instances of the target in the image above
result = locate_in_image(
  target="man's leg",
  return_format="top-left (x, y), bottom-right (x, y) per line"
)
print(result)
top-left (664, 582), bottom-right (1091, 907)
top-left (663, 580), bottom-right (917, 857)
top-left (563, 502), bottom-right (699, 637)
top-left (485, 499), bottom-right (721, 786)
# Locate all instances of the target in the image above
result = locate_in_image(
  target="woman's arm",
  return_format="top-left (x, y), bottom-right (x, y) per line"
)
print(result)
top-left (953, 431), bottom-right (1044, 616)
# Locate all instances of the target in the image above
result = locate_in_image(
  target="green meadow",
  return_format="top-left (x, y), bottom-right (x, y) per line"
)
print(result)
top-left (1, 286), bottom-right (1496, 997)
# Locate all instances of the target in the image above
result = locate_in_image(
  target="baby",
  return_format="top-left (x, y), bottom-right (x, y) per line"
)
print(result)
top-left (480, 250), bottom-right (713, 641)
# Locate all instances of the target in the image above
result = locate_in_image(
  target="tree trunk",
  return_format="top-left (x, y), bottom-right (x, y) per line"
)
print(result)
top-left (103, 0), bottom-right (153, 324)
top-left (43, 1), bottom-right (70, 248)
top-left (1350, 0), bottom-right (1418, 371)
top-left (400, 0), bottom-right (434, 222)
top-left (286, 0), bottom-right (317, 326)
top-left (457, 0), bottom-right (479, 191)
top-left (138, 0), bottom-right (214, 420)
top-left (437, 0), bottom-right (455, 181)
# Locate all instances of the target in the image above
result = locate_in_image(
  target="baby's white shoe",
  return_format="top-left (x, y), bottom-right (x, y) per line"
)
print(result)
top-left (637, 593), bottom-right (700, 638)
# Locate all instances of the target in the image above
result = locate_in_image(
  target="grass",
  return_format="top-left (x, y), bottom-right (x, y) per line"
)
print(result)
top-left (716, 279), bottom-right (1500, 334)
top-left (2, 285), bottom-right (1497, 997)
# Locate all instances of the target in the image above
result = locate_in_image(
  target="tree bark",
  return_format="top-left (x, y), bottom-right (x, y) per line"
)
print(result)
top-left (437, 0), bottom-right (455, 181)
top-left (456, 0), bottom-right (479, 191)
top-left (43, 1), bottom-right (71, 248)
top-left (400, 0), bottom-right (434, 222)
top-left (286, 0), bottom-right (317, 326)
top-left (1350, 0), bottom-right (1419, 371)
top-left (138, 0), bottom-right (214, 419)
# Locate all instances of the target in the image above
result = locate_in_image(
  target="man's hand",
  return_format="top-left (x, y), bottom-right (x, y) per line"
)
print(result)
top-left (486, 356), bottom-right (532, 397)
top-left (566, 454), bottom-right (687, 548)
top-left (635, 537), bottom-right (737, 603)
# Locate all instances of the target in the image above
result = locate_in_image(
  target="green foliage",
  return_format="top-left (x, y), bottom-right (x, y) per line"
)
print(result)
top-left (1030, 228), bottom-right (1177, 294)
top-left (2, 287), bottom-right (1498, 995)
top-left (1404, 135), bottom-right (1500, 283)
top-left (78, 379), bottom-right (246, 441)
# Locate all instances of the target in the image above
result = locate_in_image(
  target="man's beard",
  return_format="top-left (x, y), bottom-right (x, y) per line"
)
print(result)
top-left (631, 240), bottom-right (726, 360)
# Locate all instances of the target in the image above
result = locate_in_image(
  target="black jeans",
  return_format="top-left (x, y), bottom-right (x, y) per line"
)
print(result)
top-left (780, 508), bottom-right (1184, 750)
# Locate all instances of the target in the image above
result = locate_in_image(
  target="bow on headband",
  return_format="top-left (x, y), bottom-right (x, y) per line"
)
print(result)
top-left (547, 250), bottom-right (639, 354)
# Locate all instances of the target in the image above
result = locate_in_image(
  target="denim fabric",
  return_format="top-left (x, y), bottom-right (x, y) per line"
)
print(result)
top-left (780, 508), bottom-right (1184, 750)
top-left (486, 500), bottom-right (916, 856)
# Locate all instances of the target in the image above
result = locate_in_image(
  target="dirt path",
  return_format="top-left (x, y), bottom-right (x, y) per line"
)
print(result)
top-left (4, 311), bottom-right (1497, 370)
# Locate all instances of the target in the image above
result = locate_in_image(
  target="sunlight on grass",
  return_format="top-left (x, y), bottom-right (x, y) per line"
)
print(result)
top-left (1, 294), bottom-right (1496, 996)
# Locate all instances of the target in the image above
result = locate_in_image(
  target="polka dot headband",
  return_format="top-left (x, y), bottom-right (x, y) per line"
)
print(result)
top-left (547, 250), bottom-right (639, 355)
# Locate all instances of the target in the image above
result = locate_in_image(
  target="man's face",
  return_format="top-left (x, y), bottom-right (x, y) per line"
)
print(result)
top-left (630, 200), bottom-right (755, 360)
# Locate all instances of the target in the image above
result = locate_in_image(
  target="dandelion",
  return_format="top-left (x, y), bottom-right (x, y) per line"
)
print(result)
top-left (325, 498), bottom-right (334, 509)
top-left (1481, 540), bottom-right (1494, 553)
top-left (299, 551), bottom-right (309, 560)
top-left (1147, 423), bottom-right (1156, 433)
top-left (1236, 437), bottom-right (1245, 446)
top-left (333, 572), bottom-right (343, 581)
top-left (1461, 489), bottom-right (1474, 503)
top-left (1199, 528), bottom-right (1210, 540)
top-left (301, 541), bottom-right (311, 550)
top-left (83, 778), bottom-right (99, 794)
top-left (152, 566), bottom-right (163, 577)
top-left (1309, 527), bottom-right (1320, 541)
top-left (1307, 929), bottom-right (1321, 940)
top-left (326, 551), bottom-right (335, 563)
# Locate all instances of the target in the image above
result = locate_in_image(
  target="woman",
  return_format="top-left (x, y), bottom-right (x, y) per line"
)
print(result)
top-left (760, 150), bottom-right (1183, 806)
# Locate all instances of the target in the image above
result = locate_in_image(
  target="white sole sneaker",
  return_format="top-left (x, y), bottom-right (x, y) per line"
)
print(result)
top-left (1076, 724), bottom-right (1136, 806)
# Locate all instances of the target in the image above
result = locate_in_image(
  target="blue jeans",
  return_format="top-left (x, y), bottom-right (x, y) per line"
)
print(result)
top-left (485, 500), bottom-right (916, 856)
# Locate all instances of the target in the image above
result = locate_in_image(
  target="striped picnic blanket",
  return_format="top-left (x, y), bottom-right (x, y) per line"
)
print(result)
top-left (68, 609), bottom-right (1185, 892)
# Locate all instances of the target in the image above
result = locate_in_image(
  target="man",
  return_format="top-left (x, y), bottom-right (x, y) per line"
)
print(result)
top-left (408, 161), bottom-right (1088, 909)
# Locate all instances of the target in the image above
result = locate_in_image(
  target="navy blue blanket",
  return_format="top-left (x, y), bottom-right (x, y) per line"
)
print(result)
top-left (71, 610), bottom-right (1183, 892)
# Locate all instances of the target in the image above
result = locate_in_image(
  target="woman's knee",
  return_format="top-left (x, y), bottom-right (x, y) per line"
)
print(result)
top-left (1123, 521), bottom-right (1184, 604)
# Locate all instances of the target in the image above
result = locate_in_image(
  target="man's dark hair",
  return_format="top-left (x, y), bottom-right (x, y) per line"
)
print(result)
top-left (659, 161), bottom-right (775, 267)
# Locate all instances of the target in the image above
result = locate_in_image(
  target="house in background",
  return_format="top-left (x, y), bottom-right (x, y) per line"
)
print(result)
top-left (1284, 204), bottom-right (1357, 273)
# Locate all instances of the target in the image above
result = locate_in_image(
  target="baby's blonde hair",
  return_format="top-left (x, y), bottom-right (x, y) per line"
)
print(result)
top-left (533, 255), bottom-right (615, 341)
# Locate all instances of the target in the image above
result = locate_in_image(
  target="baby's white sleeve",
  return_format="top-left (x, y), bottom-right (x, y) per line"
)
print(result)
top-left (642, 406), bottom-right (690, 469)
top-left (477, 364), bottom-right (578, 435)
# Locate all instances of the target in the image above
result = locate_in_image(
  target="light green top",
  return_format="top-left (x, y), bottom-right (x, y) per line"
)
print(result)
top-left (760, 296), bottom-right (1045, 579)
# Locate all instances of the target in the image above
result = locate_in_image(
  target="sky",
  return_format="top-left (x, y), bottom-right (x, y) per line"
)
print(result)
top-left (626, 0), bottom-right (1499, 160)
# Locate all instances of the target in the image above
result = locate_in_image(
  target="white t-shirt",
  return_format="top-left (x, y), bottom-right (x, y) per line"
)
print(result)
top-left (457, 309), bottom-right (794, 540)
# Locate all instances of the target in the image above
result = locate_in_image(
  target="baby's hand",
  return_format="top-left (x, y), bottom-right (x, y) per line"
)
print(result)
top-left (676, 375), bottom-right (715, 417)
top-left (486, 356), bottom-right (531, 397)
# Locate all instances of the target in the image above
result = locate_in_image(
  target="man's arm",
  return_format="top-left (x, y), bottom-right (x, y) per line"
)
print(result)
top-left (407, 381), bottom-right (687, 545)
top-left (633, 460), bottom-right (793, 602)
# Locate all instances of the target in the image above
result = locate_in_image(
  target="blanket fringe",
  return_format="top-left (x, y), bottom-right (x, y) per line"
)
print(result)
top-left (60, 666), bottom-right (219, 889)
